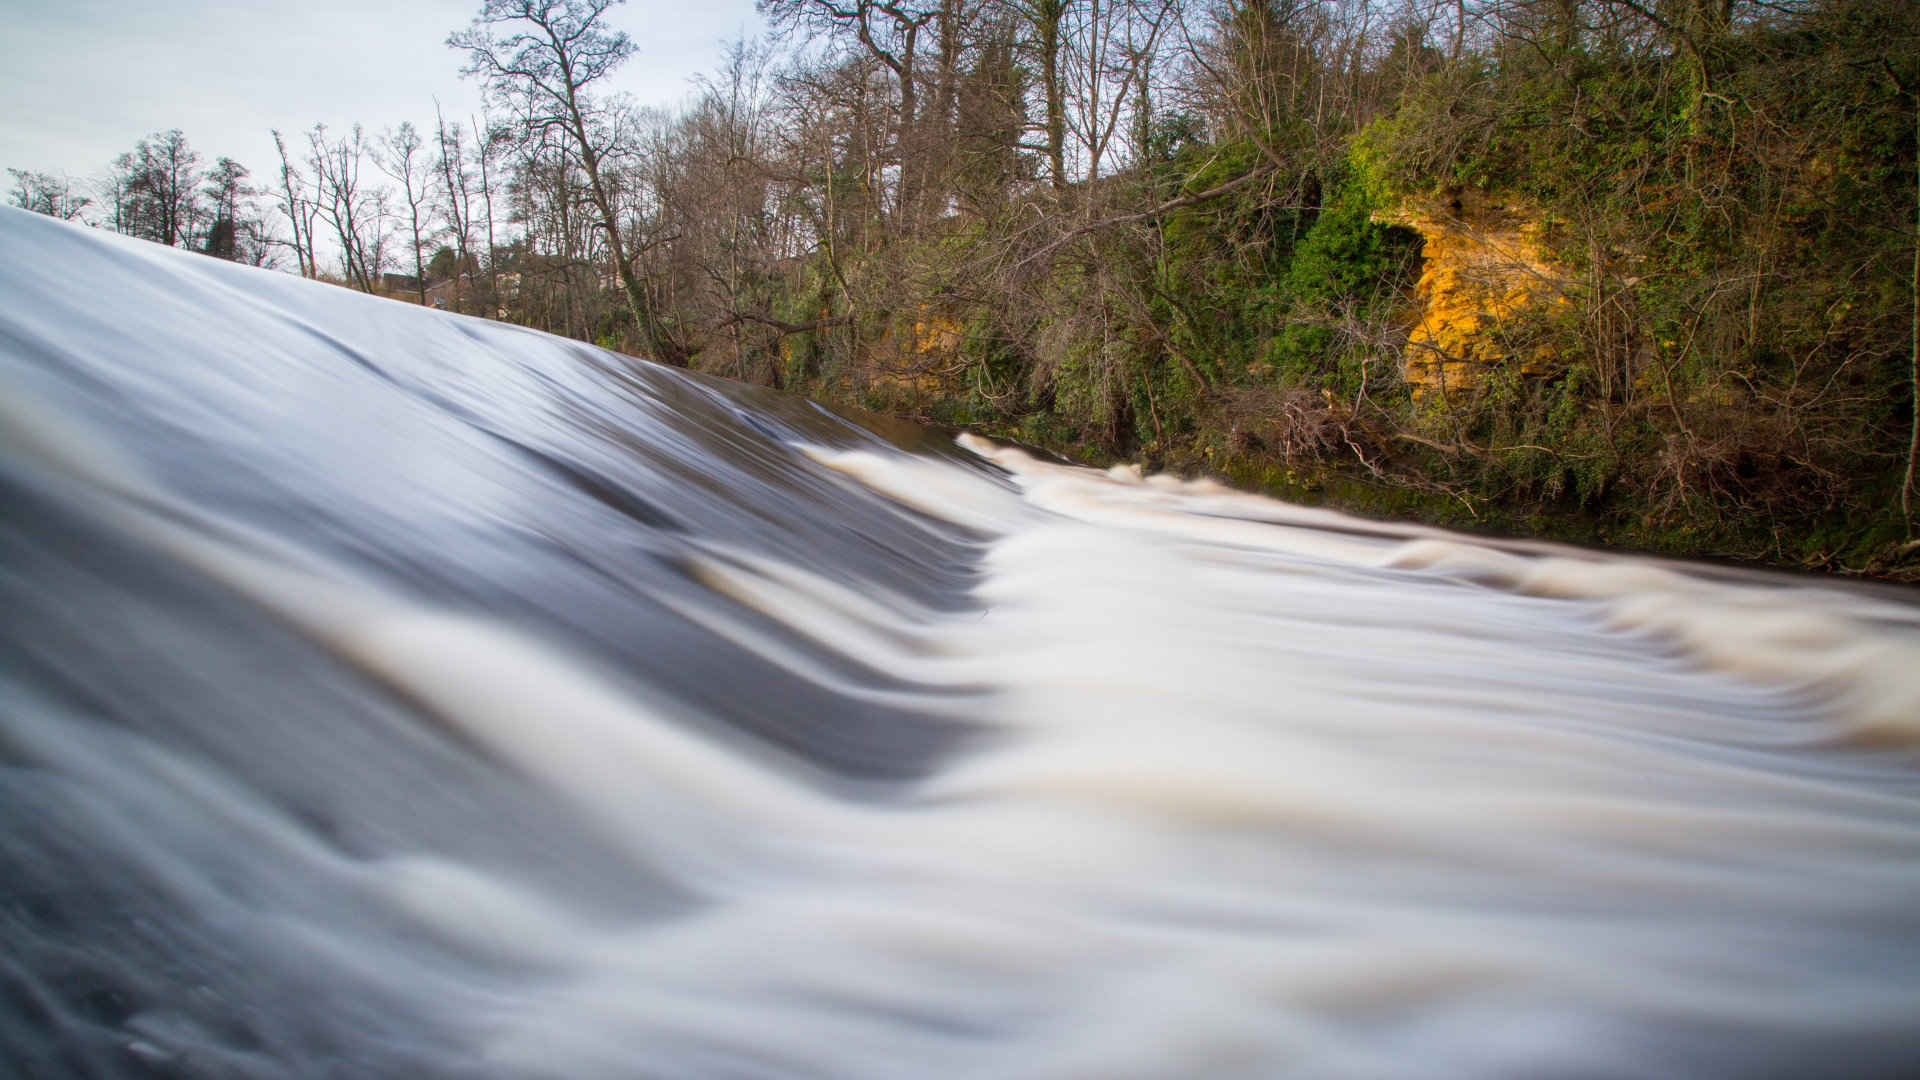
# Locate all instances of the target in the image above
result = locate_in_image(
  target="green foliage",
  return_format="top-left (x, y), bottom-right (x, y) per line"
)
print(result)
top-left (764, 0), bottom-right (1920, 577)
top-left (1137, 111), bottom-right (1206, 167)
top-left (1321, 0), bottom-right (1920, 570)
top-left (1286, 194), bottom-right (1413, 303)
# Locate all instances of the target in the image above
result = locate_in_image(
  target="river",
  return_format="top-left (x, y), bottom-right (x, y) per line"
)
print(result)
top-left (4, 206), bottom-right (1920, 1078)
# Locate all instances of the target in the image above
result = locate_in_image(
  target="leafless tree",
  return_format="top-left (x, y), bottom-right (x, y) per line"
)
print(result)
top-left (434, 103), bottom-right (479, 309)
top-left (307, 123), bottom-right (391, 291)
top-left (105, 130), bottom-right (204, 247)
top-left (271, 129), bottom-right (320, 277)
top-left (475, 112), bottom-right (508, 310)
top-left (381, 121), bottom-right (436, 303)
top-left (200, 157), bottom-right (253, 260)
top-left (6, 169), bottom-right (91, 220)
top-left (451, 0), bottom-right (688, 362)
top-left (761, 0), bottom-right (943, 229)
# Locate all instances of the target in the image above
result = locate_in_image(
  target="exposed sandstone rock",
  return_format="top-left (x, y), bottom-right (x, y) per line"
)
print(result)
top-left (871, 309), bottom-right (965, 395)
top-left (1378, 191), bottom-right (1569, 400)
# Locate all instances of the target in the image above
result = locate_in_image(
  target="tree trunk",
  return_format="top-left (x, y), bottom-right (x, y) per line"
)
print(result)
top-left (1904, 91), bottom-right (1919, 530)
top-left (1037, 0), bottom-right (1068, 190)
top-left (473, 116), bottom-right (498, 312)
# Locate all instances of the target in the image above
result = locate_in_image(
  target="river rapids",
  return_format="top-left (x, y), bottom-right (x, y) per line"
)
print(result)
top-left (4, 206), bottom-right (1920, 1078)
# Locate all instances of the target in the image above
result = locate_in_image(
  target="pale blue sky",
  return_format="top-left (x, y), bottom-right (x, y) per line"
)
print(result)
top-left (0, 0), bottom-right (763, 195)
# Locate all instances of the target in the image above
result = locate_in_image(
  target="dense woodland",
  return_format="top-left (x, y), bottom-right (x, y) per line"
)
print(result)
top-left (10, 0), bottom-right (1920, 574)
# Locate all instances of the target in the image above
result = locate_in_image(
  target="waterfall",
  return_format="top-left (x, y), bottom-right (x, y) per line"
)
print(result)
top-left (4, 206), bottom-right (1919, 1078)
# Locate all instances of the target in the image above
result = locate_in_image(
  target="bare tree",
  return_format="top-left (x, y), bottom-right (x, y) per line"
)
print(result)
top-left (450, 0), bottom-right (688, 363)
top-left (434, 103), bottom-right (479, 309)
top-left (1059, 0), bottom-right (1179, 182)
top-left (761, 0), bottom-right (940, 228)
top-left (381, 121), bottom-right (436, 303)
top-left (1020, 0), bottom-right (1072, 189)
top-left (201, 157), bottom-right (250, 259)
top-left (506, 126), bottom-right (607, 336)
top-left (6, 169), bottom-right (91, 220)
top-left (1182, 0), bottom-right (1320, 151)
top-left (307, 123), bottom-right (391, 291)
top-left (643, 39), bottom-right (789, 376)
top-left (475, 112), bottom-right (507, 310)
top-left (272, 129), bottom-right (321, 278)
top-left (951, 18), bottom-right (1028, 212)
top-left (106, 130), bottom-right (203, 247)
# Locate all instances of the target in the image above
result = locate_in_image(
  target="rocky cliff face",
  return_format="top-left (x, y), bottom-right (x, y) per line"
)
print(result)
top-left (1380, 191), bottom-right (1568, 400)
top-left (868, 309), bottom-right (966, 396)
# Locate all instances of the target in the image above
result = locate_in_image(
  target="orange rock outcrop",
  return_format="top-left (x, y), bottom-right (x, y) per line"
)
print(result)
top-left (1379, 192), bottom-right (1568, 400)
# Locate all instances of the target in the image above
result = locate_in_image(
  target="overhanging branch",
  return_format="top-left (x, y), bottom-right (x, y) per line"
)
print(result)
top-left (1011, 168), bottom-right (1285, 275)
top-left (718, 310), bottom-right (852, 335)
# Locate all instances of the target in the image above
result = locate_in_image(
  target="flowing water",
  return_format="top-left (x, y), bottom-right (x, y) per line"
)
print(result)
top-left (4, 206), bottom-right (1920, 1078)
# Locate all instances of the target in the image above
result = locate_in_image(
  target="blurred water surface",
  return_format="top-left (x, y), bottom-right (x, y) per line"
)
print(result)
top-left (4, 207), bottom-right (1920, 1079)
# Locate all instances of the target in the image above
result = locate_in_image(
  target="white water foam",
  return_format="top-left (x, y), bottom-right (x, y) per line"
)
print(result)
top-left (394, 433), bottom-right (1920, 1078)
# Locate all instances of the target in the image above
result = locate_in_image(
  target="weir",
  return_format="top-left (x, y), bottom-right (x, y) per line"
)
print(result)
top-left (4, 206), bottom-right (1920, 1078)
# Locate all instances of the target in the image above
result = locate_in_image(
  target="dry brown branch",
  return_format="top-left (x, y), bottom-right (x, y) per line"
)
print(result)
top-left (716, 309), bottom-right (853, 336)
top-left (1010, 167), bottom-right (1283, 276)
